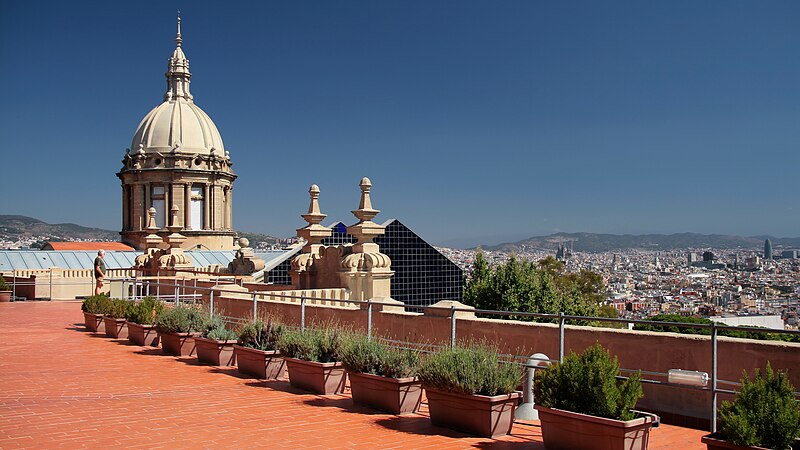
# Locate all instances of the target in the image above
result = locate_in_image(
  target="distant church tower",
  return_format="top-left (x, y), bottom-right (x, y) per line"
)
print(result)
top-left (117, 16), bottom-right (237, 250)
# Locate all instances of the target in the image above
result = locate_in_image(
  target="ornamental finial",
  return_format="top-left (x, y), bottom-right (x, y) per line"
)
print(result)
top-left (176, 11), bottom-right (182, 47)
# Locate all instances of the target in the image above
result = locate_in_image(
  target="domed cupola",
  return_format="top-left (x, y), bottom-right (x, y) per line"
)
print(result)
top-left (118, 14), bottom-right (237, 251)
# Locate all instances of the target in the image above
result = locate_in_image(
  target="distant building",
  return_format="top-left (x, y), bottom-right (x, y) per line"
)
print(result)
top-left (764, 239), bottom-right (773, 260)
top-left (702, 251), bottom-right (715, 262)
top-left (687, 252), bottom-right (699, 265)
top-left (42, 242), bottom-right (134, 251)
top-left (781, 250), bottom-right (799, 259)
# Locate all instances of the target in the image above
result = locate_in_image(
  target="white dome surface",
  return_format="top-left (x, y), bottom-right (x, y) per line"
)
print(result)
top-left (131, 99), bottom-right (225, 156)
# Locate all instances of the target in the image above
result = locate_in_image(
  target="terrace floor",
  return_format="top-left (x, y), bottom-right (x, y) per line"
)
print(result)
top-left (0, 301), bottom-right (707, 449)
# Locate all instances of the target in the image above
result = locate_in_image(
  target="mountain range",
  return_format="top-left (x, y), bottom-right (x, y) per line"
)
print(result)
top-left (0, 215), bottom-right (278, 249)
top-left (480, 232), bottom-right (800, 253)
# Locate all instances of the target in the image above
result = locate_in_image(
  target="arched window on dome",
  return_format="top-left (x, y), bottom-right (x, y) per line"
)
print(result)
top-left (190, 185), bottom-right (204, 230)
top-left (151, 186), bottom-right (166, 228)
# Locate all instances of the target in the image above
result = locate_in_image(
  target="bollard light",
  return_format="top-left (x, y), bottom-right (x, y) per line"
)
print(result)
top-left (668, 369), bottom-right (709, 387)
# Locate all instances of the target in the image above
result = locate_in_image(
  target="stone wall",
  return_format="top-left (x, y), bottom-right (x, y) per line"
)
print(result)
top-left (204, 288), bottom-right (799, 429)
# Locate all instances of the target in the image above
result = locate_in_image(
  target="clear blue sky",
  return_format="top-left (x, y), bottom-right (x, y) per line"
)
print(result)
top-left (1, 1), bottom-right (798, 247)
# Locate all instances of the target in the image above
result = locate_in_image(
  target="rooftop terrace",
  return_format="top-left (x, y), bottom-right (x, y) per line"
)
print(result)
top-left (0, 301), bottom-right (707, 449)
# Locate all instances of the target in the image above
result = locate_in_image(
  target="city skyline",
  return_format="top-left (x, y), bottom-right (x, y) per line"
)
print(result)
top-left (1, 1), bottom-right (798, 247)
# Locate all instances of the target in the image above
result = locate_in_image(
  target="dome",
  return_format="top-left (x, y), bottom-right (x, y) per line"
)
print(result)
top-left (128, 14), bottom-right (225, 157)
top-left (130, 99), bottom-right (225, 155)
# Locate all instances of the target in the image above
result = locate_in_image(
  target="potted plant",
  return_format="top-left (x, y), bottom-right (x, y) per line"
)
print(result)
top-left (702, 363), bottom-right (800, 450)
top-left (416, 344), bottom-right (522, 438)
top-left (340, 335), bottom-right (422, 415)
top-left (277, 326), bottom-right (347, 395)
top-left (194, 314), bottom-right (238, 366)
top-left (0, 275), bottom-right (12, 302)
top-left (233, 319), bottom-right (286, 379)
top-left (81, 294), bottom-right (111, 332)
top-left (103, 299), bottom-right (132, 339)
top-left (533, 343), bottom-right (657, 450)
top-left (154, 305), bottom-right (204, 356)
top-left (125, 297), bottom-right (164, 346)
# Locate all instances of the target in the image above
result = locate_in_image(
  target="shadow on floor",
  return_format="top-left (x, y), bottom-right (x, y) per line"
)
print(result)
top-left (374, 416), bottom-right (469, 438)
top-left (472, 441), bottom-right (546, 449)
top-left (301, 397), bottom-right (384, 415)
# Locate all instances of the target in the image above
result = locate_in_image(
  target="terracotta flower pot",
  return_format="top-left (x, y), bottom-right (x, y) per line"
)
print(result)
top-left (233, 345), bottom-right (285, 379)
top-left (284, 357), bottom-right (347, 395)
top-left (700, 433), bottom-right (792, 450)
top-left (83, 312), bottom-right (105, 333)
top-left (348, 372), bottom-right (422, 415)
top-left (535, 405), bottom-right (657, 450)
top-left (0, 291), bottom-right (11, 302)
top-left (425, 387), bottom-right (521, 438)
top-left (158, 331), bottom-right (196, 356)
top-left (103, 317), bottom-right (128, 339)
top-left (194, 337), bottom-right (236, 366)
top-left (127, 323), bottom-right (159, 346)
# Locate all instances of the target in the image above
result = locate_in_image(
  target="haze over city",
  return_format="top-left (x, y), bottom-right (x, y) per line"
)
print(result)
top-left (1, 1), bottom-right (798, 247)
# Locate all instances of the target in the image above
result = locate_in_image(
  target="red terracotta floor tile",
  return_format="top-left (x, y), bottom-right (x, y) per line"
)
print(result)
top-left (0, 301), bottom-right (707, 449)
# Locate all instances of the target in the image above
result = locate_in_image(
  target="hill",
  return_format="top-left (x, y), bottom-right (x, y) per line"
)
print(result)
top-left (481, 232), bottom-right (800, 253)
top-left (0, 215), bottom-right (280, 249)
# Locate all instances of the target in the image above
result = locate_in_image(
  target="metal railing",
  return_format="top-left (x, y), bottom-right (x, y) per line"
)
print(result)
top-left (9, 273), bottom-right (800, 432)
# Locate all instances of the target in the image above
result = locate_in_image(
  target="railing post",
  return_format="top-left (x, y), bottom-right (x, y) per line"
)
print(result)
top-left (175, 283), bottom-right (181, 306)
top-left (49, 269), bottom-right (53, 300)
top-left (121, 279), bottom-right (126, 301)
top-left (300, 296), bottom-right (306, 330)
top-left (156, 270), bottom-right (160, 299)
top-left (450, 305), bottom-right (457, 350)
top-left (367, 299), bottom-right (373, 341)
top-left (711, 322), bottom-right (718, 433)
top-left (559, 312), bottom-right (565, 362)
top-left (252, 292), bottom-right (258, 319)
top-left (11, 275), bottom-right (15, 301)
top-left (210, 289), bottom-right (215, 319)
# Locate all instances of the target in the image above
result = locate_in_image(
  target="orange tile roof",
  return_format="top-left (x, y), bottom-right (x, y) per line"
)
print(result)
top-left (42, 241), bottom-right (134, 251)
top-left (0, 301), bottom-right (709, 449)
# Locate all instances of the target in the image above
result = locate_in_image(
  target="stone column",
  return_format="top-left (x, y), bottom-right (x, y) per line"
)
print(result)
top-left (131, 183), bottom-right (143, 230)
top-left (225, 187), bottom-right (232, 230)
top-left (184, 183), bottom-right (192, 230)
top-left (144, 184), bottom-right (151, 223)
top-left (203, 184), bottom-right (210, 230)
top-left (121, 184), bottom-right (129, 231)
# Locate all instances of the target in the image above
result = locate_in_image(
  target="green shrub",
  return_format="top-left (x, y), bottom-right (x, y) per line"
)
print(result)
top-left (718, 363), bottom-right (800, 449)
top-left (106, 298), bottom-right (132, 319)
top-left (81, 294), bottom-right (111, 314)
top-left (534, 343), bottom-right (643, 421)
top-left (417, 345), bottom-right (520, 396)
top-left (340, 335), bottom-right (419, 379)
top-left (154, 305), bottom-right (204, 334)
top-left (125, 297), bottom-right (165, 325)
top-left (238, 319), bottom-right (284, 351)
top-left (200, 314), bottom-right (236, 341)
top-left (277, 326), bottom-right (345, 363)
top-left (0, 275), bottom-right (10, 291)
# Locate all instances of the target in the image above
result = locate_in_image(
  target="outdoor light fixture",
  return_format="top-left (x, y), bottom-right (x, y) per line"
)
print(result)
top-left (667, 369), bottom-right (709, 387)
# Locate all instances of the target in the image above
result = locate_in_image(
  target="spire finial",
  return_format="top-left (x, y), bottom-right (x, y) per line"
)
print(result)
top-left (176, 11), bottom-right (182, 47)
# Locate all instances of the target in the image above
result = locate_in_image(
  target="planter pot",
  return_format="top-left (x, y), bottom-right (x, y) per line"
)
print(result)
top-left (127, 323), bottom-right (159, 346)
top-left (158, 331), bottom-right (196, 356)
top-left (425, 387), bottom-right (521, 438)
top-left (284, 357), bottom-right (347, 395)
top-left (348, 372), bottom-right (422, 415)
top-left (233, 345), bottom-right (285, 379)
top-left (83, 312), bottom-right (105, 332)
top-left (194, 337), bottom-right (236, 366)
top-left (700, 433), bottom-right (798, 450)
top-left (0, 291), bottom-right (11, 302)
top-left (535, 405), bottom-right (657, 450)
top-left (103, 317), bottom-right (128, 339)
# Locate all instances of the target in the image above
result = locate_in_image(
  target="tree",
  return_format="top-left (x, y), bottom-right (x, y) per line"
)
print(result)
top-left (464, 254), bottom-right (602, 321)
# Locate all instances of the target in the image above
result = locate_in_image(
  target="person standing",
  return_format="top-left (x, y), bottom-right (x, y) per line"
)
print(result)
top-left (94, 250), bottom-right (106, 296)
